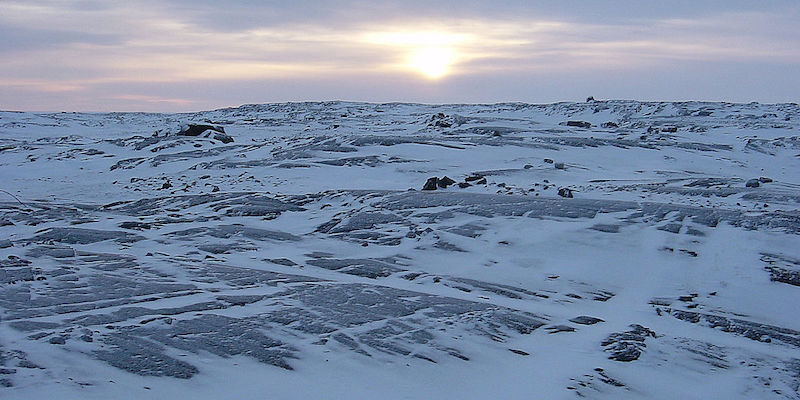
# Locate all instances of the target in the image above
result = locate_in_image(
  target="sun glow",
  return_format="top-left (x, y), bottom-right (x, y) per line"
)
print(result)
top-left (364, 30), bottom-right (466, 79)
top-left (408, 46), bottom-right (456, 79)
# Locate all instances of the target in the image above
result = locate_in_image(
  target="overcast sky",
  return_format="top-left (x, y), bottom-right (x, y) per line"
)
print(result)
top-left (1, 0), bottom-right (798, 112)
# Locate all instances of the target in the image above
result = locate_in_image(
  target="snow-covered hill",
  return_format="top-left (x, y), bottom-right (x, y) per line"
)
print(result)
top-left (1, 100), bottom-right (799, 399)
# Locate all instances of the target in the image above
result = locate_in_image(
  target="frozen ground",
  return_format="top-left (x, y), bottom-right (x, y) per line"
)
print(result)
top-left (0, 100), bottom-right (799, 399)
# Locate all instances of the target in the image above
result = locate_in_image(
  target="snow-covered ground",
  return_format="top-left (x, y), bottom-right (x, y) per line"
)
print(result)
top-left (1, 100), bottom-right (799, 399)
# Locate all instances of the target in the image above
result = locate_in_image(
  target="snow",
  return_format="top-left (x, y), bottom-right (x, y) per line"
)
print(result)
top-left (0, 100), bottom-right (799, 399)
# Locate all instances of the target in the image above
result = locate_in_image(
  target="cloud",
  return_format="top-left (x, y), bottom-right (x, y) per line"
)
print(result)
top-left (0, 1), bottom-right (798, 111)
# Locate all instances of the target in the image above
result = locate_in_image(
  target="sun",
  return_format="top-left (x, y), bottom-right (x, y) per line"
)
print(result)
top-left (408, 46), bottom-right (456, 79)
top-left (363, 30), bottom-right (463, 79)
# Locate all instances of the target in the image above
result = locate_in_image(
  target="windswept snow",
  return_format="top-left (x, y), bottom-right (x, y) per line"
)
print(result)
top-left (1, 100), bottom-right (799, 399)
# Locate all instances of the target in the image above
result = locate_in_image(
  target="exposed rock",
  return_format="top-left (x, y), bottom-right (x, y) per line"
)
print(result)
top-left (602, 122), bottom-right (619, 128)
top-left (465, 175), bottom-right (485, 182)
top-left (759, 177), bottom-right (773, 183)
top-left (558, 188), bottom-right (574, 198)
top-left (765, 266), bottom-right (800, 286)
top-left (590, 224), bottom-right (620, 233)
top-left (422, 177), bottom-right (439, 191)
top-left (601, 324), bottom-right (656, 362)
top-left (668, 309), bottom-right (800, 347)
top-left (438, 176), bottom-right (456, 188)
top-left (567, 121), bottom-right (592, 128)
top-left (267, 258), bottom-right (298, 266)
top-left (178, 124), bottom-right (225, 137)
top-left (555, 162), bottom-right (566, 170)
top-left (118, 221), bottom-right (152, 230)
top-left (458, 182), bottom-right (471, 188)
top-left (544, 158), bottom-right (554, 164)
top-left (569, 316), bottom-right (605, 325)
top-left (546, 325), bottom-right (576, 333)
top-left (213, 133), bottom-right (234, 144)
top-left (27, 227), bottom-right (145, 244)
top-left (746, 179), bottom-right (760, 188)
top-left (430, 113), bottom-right (456, 128)
top-left (48, 336), bottom-right (66, 345)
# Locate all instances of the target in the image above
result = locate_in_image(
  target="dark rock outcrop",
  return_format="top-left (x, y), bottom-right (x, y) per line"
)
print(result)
top-left (601, 324), bottom-right (655, 362)
top-left (569, 316), bottom-right (604, 325)
top-left (178, 124), bottom-right (225, 137)
top-left (438, 176), bottom-right (456, 188)
top-left (213, 133), bottom-right (234, 144)
top-left (567, 121), bottom-right (591, 128)
top-left (422, 177), bottom-right (439, 191)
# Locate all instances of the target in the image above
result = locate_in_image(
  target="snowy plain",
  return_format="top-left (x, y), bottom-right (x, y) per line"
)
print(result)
top-left (0, 100), bottom-right (799, 399)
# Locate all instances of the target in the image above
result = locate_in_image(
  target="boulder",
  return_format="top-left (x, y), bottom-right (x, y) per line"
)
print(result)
top-left (213, 133), bottom-right (234, 144)
top-left (602, 324), bottom-right (656, 362)
top-left (567, 121), bottom-right (591, 128)
top-left (745, 179), bottom-right (760, 188)
top-left (569, 316), bottom-right (605, 325)
top-left (48, 336), bottom-right (66, 345)
top-left (422, 177), bottom-right (439, 191)
top-left (546, 325), bottom-right (576, 333)
top-left (178, 124), bottom-right (225, 137)
top-left (438, 176), bottom-right (456, 188)
top-left (558, 188), bottom-right (574, 198)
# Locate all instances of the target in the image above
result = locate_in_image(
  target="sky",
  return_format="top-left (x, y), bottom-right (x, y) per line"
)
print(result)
top-left (1, 0), bottom-right (799, 112)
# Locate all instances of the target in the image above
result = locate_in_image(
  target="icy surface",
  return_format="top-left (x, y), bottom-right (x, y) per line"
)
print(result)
top-left (1, 100), bottom-right (799, 399)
